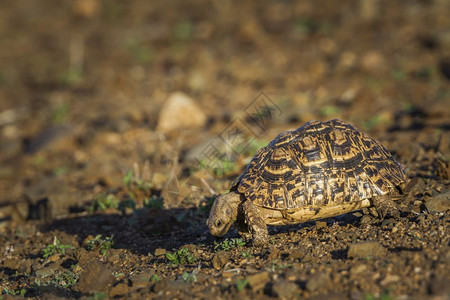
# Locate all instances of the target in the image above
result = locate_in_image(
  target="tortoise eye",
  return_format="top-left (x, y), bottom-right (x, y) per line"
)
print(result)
top-left (215, 220), bottom-right (222, 227)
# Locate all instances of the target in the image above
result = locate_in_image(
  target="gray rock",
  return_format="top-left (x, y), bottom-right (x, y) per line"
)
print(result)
top-left (348, 241), bottom-right (387, 259)
top-left (305, 272), bottom-right (330, 292)
top-left (267, 246), bottom-right (280, 261)
top-left (405, 177), bottom-right (426, 193)
top-left (271, 280), bottom-right (299, 299)
top-left (107, 250), bottom-right (121, 263)
top-left (429, 276), bottom-right (450, 295)
top-left (18, 259), bottom-right (33, 274)
top-left (154, 248), bottom-right (167, 256)
top-left (153, 279), bottom-right (169, 293)
top-left (0, 202), bottom-right (28, 227)
top-left (157, 92), bottom-right (207, 134)
top-left (425, 191), bottom-right (450, 212)
top-left (289, 248), bottom-right (307, 260)
top-left (349, 264), bottom-right (368, 277)
top-left (76, 260), bottom-right (115, 293)
top-left (3, 258), bottom-right (21, 270)
top-left (109, 282), bottom-right (129, 297)
top-left (315, 221), bottom-right (327, 229)
top-left (130, 269), bottom-right (156, 288)
top-left (247, 271), bottom-right (270, 292)
top-left (360, 214), bottom-right (374, 225)
top-left (24, 176), bottom-right (81, 218)
top-left (35, 263), bottom-right (61, 278)
top-left (184, 136), bottom-right (227, 165)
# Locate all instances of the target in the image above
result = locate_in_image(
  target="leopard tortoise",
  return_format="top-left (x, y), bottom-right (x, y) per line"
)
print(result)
top-left (207, 119), bottom-right (407, 246)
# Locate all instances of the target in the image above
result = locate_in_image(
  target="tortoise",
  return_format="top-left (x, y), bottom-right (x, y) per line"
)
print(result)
top-left (207, 119), bottom-right (407, 246)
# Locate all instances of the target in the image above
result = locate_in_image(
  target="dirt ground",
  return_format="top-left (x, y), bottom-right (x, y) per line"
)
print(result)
top-left (0, 0), bottom-right (449, 299)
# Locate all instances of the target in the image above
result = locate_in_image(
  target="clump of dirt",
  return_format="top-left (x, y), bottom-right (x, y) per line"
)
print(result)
top-left (0, 0), bottom-right (449, 299)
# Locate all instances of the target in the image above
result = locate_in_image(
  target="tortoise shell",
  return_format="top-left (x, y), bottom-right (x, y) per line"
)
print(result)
top-left (231, 119), bottom-right (406, 210)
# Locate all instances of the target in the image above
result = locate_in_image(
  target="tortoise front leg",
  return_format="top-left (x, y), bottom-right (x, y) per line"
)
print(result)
top-left (235, 210), bottom-right (252, 242)
top-left (242, 200), bottom-right (268, 246)
top-left (235, 216), bottom-right (252, 242)
top-left (372, 194), bottom-right (400, 219)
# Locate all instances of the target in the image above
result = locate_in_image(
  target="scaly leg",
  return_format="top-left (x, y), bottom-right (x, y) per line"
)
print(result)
top-left (235, 214), bottom-right (252, 242)
top-left (242, 200), bottom-right (268, 246)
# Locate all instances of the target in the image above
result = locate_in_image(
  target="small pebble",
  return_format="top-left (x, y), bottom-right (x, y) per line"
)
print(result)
top-left (154, 248), bottom-right (167, 256)
top-left (247, 271), bottom-right (270, 292)
top-left (212, 251), bottom-right (229, 270)
top-left (348, 241), bottom-right (387, 259)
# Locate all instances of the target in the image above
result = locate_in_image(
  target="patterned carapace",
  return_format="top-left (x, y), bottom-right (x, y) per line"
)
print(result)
top-left (231, 119), bottom-right (406, 209)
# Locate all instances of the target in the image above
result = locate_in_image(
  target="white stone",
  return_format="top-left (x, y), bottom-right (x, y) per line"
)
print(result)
top-left (157, 92), bottom-right (207, 134)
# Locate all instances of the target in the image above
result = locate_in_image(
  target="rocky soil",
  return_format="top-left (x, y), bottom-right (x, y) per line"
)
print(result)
top-left (0, 0), bottom-right (449, 299)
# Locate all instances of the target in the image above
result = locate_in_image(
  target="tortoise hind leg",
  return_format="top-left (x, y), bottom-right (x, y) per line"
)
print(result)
top-left (372, 194), bottom-right (400, 219)
top-left (242, 200), bottom-right (268, 246)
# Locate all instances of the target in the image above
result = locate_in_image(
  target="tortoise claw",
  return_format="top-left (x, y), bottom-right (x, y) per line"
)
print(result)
top-left (251, 228), bottom-right (269, 247)
top-left (373, 195), bottom-right (400, 219)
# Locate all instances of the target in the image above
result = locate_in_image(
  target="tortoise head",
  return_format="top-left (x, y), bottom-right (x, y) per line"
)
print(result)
top-left (207, 192), bottom-right (241, 237)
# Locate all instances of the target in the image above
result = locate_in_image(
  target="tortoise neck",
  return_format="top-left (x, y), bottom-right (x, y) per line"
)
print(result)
top-left (227, 191), bottom-right (241, 221)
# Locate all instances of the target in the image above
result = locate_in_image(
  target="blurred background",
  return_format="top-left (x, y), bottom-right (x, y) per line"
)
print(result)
top-left (0, 0), bottom-right (449, 221)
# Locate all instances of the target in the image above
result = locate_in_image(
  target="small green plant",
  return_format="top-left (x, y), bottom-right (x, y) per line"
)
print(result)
top-left (363, 114), bottom-right (383, 131)
top-left (240, 251), bottom-right (251, 258)
top-left (86, 235), bottom-right (114, 256)
top-left (113, 272), bottom-right (125, 279)
top-left (235, 278), bottom-right (249, 291)
top-left (415, 67), bottom-right (433, 80)
top-left (175, 211), bottom-right (188, 223)
top-left (198, 157), bottom-right (235, 177)
top-left (181, 270), bottom-right (197, 283)
top-left (392, 69), bottom-right (407, 81)
top-left (51, 103), bottom-right (69, 124)
top-left (124, 169), bottom-right (152, 192)
top-left (364, 77), bottom-right (385, 94)
top-left (242, 139), bottom-right (269, 157)
top-left (126, 39), bottom-right (154, 64)
top-left (401, 102), bottom-right (414, 112)
top-left (123, 167), bottom-right (153, 204)
top-left (2, 287), bottom-right (26, 297)
top-left (293, 18), bottom-right (315, 35)
top-left (320, 105), bottom-right (340, 117)
top-left (196, 139), bottom-right (267, 177)
top-left (118, 199), bottom-right (136, 213)
top-left (88, 193), bottom-right (120, 213)
top-left (151, 274), bottom-right (161, 282)
top-left (269, 262), bottom-right (292, 271)
top-left (214, 238), bottom-right (246, 252)
top-left (166, 247), bottom-right (197, 265)
top-left (53, 270), bottom-right (78, 288)
top-left (123, 170), bottom-right (134, 187)
top-left (53, 166), bottom-right (69, 176)
top-left (144, 195), bottom-right (164, 210)
top-left (173, 20), bottom-right (194, 40)
top-left (41, 237), bottom-right (74, 258)
top-left (32, 155), bottom-right (46, 167)
top-left (60, 68), bottom-right (84, 86)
